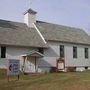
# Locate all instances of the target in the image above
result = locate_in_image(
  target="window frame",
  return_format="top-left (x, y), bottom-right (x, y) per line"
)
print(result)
top-left (1, 46), bottom-right (6, 58)
top-left (73, 46), bottom-right (77, 58)
top-left (60, 45), bottom-right (64, 58)
top-left (85, 48), bottom-right (89, 59)
top-left (38, 48), bottom-right (44, 54)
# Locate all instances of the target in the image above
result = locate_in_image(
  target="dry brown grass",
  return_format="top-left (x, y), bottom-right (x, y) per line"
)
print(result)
top-left (0, 69), bottom-right (90, 90)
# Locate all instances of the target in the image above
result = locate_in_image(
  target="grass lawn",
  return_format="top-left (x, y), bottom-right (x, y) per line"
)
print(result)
top-left (0, 69), bottom-right (90, 90)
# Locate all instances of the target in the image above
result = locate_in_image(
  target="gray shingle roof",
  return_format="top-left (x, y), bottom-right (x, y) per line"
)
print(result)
top-left (0, 19), bottom-right (47, 48)
top-left (0, 19), bottom-right (89, 48)
top-left (36, 21), bottom-right (90, 45)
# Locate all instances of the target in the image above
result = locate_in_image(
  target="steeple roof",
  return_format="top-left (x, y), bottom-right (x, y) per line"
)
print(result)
top-left (24, 8), bottom-right (37, 15)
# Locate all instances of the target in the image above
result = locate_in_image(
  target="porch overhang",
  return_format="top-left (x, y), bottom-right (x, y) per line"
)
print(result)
top-left (21, 51), bottom-right (44, 73)
top-left (21, 51), bottom-right (44, 58)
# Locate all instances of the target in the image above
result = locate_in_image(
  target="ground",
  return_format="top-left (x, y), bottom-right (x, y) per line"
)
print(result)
top-left (0, 69), bottom-right (90, 90)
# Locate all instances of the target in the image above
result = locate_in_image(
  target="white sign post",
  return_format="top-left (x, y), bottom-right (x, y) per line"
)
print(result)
top-left (7, 59), bottom-right (20, 81)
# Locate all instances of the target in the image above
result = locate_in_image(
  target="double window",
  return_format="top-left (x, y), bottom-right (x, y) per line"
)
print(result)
top-left (60, 45), bottom-right (64, 57)
top-left (1, 46), bottom-right (6, 58)
top-left (73, 47), bottom-right (89, 59)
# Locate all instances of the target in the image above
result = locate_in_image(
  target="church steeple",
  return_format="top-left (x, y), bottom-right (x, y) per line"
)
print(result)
top-left (24, 8), bottom-right (37, 28)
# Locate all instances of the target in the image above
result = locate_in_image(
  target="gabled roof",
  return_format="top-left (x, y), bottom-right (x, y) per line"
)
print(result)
top-left (0, 19), bottom-right (90, 47)
top-left (35, 21), bottom-right (90, 45)
top-left (0, 19), bottom-right (47, 48)
top-left (22, 51), bottom-right (44, 57)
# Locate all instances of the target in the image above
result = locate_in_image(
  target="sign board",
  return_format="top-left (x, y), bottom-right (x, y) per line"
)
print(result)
top-left (58, 62), bottom-right (64, 69)
top-left (56, 58), bottom-right (65, 72)
top-left (7, 59), bottom-right (20, 76)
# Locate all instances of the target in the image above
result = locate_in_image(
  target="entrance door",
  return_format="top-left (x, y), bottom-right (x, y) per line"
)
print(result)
top-left (29, 59), bottom-right (35, 73)
top-left (25, 57), bottom-right (36, 73)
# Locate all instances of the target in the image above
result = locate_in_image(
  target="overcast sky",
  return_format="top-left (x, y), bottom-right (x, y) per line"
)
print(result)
top-left (0, 0), bottom-right (90, 33)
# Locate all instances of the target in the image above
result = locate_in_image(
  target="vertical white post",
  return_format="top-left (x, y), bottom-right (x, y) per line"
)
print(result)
top-left (29, 0), bottom-right (32, 8)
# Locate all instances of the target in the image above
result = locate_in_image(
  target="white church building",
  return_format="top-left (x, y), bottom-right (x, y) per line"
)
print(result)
top-left (0, 8), bottom-right (90, 73)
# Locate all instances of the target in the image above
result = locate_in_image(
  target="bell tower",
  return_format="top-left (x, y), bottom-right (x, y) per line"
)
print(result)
top-left (24, 8), bottom-right (37, 28)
